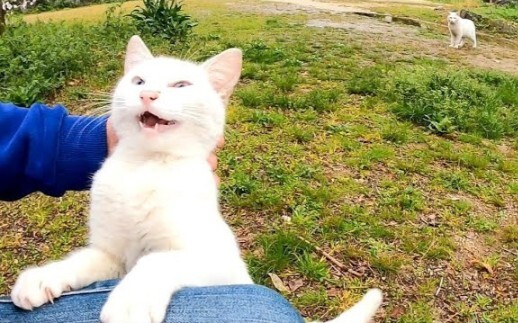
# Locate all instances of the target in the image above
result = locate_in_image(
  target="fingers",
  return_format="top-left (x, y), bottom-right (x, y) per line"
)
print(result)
top-left (216, 137), bottom-right (225, 149)
top-left (212, 137), bottom-right (224, 186)
top-left (106, 118), bottom-right (119, 156)
top-left (208, 154), bottom-right (217, 171)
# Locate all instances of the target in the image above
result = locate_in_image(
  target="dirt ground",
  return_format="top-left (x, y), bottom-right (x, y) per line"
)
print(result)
top-left (248, 0), bottom-right (518, 75)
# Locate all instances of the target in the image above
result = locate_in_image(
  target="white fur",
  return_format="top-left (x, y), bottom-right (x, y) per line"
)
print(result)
top-left (448, 12), bottom-right (477, 49)
top-left (11, 35), bottom-right (382, 323)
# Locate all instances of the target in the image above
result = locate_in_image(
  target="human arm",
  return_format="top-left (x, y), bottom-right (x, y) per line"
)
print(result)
top-left (0, 102), bottom-right (108, 201)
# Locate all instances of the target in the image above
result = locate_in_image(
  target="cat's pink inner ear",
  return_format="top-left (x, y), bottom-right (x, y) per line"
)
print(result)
top-left (202, 48), bottom-right (243, 105)
top-left (125, 35), bottom-right (154, 74)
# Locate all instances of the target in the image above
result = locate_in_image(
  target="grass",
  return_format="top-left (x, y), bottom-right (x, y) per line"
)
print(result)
top-left (23, 1), bottom-right (141, 23)
top-left (1, 0), bottom-right (517, 322)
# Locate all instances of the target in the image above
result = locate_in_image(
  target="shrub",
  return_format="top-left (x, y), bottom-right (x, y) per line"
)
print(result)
top-left (0, 10), bottom-right (136, 105)
top-left (0, 21), bottom-right (94, 105)
top-left (128, 0), bottom-right (197, 45)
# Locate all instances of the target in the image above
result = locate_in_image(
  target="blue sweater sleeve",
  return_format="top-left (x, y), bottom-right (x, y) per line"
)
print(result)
top-left (0, 102), bottom-right (108, 201)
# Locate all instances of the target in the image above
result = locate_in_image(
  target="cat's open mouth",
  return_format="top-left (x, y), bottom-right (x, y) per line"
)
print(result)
top-left (139, 111), bottom-right (177, 130)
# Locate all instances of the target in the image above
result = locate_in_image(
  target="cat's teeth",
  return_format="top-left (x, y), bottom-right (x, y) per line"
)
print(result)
top-left (154, 123), bottom-right (159, 130)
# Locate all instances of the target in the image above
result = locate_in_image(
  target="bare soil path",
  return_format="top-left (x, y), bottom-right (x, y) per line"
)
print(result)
top-left (260, 0), bottom-right (518, 74)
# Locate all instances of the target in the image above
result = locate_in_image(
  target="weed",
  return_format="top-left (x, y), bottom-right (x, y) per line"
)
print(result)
top-left (244, 40), bottom-right (285, 64)
top-left (256, 231), bottom-right (312, 273)
top-left (467, 215), bottom-right (497, 233)
top-left (440, 171), bottom-right (470, 191)
top-left (301, 89), bottom-right (341, 112)
top-left (381, 121), bottom-right (411, 144)
top-left (346, 65), bottom-right (385, 96)
top-left (500, 225), bottom-right (518, 246)
top-left (273, 72), bottom-right (298, 92)
top-left (398, 301), bottom-right (435, 322)
top-left (296, 252), bottom-right (330, 282)
top-left (387, 68), bottom-right (518, 139)
top-left (370, 252), bottom-right (404, 275)
top-left (247, 110), bottom-right (285, 128)
top-left (128, 0), bottom-right (197, 44)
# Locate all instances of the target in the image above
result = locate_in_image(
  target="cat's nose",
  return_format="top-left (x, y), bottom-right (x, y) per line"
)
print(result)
top-left (140, 91), bottom-right (160, 105)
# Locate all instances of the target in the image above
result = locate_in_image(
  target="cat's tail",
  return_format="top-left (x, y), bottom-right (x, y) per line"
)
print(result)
top-left (312, 289), bottom-right (383, 323)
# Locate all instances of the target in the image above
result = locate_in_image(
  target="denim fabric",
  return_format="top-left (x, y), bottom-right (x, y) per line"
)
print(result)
top-left (0, 280), bottom-right (304, 323)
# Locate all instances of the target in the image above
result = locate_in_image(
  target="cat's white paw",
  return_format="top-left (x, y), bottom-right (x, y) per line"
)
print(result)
top-left (100, 274), bottom-right (172, 323)
top-left (11, 264), bottom-right (72, 310)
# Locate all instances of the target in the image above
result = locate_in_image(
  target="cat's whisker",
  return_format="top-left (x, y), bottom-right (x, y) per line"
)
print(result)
top-left (78, 104), bottom-right (110, 114)
top-left (79, 99), bottom-right (113, 103)
top-left (83, 105), bottom-right (112, 117)
top-left (67, 113), bottom-right (109, 140)
top-left (85, 90), bottom-right (112, 96)
top-left (78, 101), bottom-right (112, 109)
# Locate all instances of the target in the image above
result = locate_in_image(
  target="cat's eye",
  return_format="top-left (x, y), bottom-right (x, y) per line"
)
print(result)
top-left (170, 81), bottom-right (192, 88)
top-left (132, 77), bottom-right (145, 85)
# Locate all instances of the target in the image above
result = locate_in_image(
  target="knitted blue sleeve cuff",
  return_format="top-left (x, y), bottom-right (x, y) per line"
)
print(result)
top-left (56, 114), bottom-right (108, 192)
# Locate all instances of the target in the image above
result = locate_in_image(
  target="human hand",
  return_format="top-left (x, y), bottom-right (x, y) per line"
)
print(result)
top-left (210, 137), bottom-right (225, 185)
top-left (106, 118), bottom-right (118, 155)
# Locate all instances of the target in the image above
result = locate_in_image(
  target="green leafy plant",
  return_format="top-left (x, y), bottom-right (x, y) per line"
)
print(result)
top-left (128, 0), bottom-right (197, 44)
top-left (387, 69), bottom-right (518, 139)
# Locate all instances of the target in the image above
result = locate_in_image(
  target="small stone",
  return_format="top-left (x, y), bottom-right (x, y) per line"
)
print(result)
top-left (384, 15), bottom-right (393, 23)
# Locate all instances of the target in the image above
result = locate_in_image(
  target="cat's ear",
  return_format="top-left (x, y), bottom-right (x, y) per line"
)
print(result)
top-left (202, 48), bottom-right (243, 105)
top-left (125, 35), bottom-right (153, 74)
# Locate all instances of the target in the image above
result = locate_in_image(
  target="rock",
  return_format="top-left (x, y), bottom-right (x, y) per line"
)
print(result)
top-left (495, 0), bottom-right (518, 5)
top-left (460, 9), bottom-right (484, 23)
top-left (384, 15), bottom-right (393, 23)
top-left (460, 9), bottom-right (518, 35)
top-left (393, 16), bottom-right (422, 27)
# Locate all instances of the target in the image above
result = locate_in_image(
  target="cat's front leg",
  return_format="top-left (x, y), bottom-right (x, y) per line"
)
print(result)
top-left (11, 247), bottom-right (123, 310)
top-left (100, 250), bottom-right (252, 323)
top-left (449, 33), bottom-right (455, 47)
top-left (453, 35), bottom-right (463, 49)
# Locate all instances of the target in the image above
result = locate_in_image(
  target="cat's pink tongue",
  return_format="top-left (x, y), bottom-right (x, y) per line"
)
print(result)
top-left (141, 112), bottom-right (170, 127)
top-left (143, 113), bottom-right (160, 127)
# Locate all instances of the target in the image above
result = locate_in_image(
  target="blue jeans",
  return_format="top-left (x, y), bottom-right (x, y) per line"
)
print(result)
top-left (0, 280), bottom-right (304, 323)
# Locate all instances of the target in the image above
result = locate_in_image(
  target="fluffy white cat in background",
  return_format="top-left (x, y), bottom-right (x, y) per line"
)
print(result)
top-left (11, 35), bottom-right (382, 323)
top-left (448, 11), bottom-right (477, 49)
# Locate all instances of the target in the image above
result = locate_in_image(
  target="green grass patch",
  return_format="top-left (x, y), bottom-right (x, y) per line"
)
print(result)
top-left (387, 68), bottom-right (518, 139)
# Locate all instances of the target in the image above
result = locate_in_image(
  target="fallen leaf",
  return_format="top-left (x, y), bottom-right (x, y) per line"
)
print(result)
top-left (390, 305), bottom-right (405, 318)
top-left (470, 260), bottom-right (494, 275)
top-left (268, 273), bottom-right (290, 294)
top-left (288, 278), bottom-right (304, 292)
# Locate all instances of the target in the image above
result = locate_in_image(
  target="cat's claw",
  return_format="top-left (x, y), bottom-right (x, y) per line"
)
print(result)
top-left (100, 273), bottom-right (172, 323)
top-left (11, 265), bottom-right (73, 310)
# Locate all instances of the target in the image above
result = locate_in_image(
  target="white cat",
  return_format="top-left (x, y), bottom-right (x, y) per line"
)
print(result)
top-left (11, 35), bottom-right (382, 323)
top-left (448, 11), bottom-right (477, 49)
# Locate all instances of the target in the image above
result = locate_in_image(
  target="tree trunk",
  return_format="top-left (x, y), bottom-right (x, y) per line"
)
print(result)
top-left (0, 5), bottom-right (6, 36)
